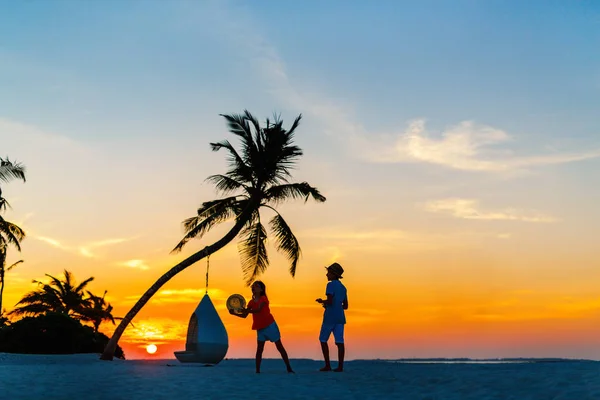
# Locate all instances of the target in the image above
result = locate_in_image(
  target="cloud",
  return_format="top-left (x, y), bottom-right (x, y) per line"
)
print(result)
top-left (117, 318), bottom-right (188, 343)
top-left (33, 234), bottom-right (136, 258)
top-left (120, 288), bottom-right (227, 306)
top-left (118, 259), bottom-right (150, 270)
top-left (363, 120), bottom-right (600, 172)
top-left (422, 198), bottom-right (558, 223)
top-left (35, 235), bottom-right (70, 251)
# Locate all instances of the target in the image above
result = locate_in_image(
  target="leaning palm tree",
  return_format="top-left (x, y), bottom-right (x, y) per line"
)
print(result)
top-left (100, 110), bottom-right (326, 360)
top-left (10, 269), bottom-right (94, 317)
top-left (79, 290), bottom-right (122, 333)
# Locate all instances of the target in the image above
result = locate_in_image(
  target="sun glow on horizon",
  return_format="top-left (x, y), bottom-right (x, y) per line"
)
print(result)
top-left (146, 344), bottom-right (158, 354)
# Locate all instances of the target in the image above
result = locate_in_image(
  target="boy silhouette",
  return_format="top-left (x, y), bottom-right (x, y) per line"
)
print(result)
top-left (316, 262), bottom-right (348, 372)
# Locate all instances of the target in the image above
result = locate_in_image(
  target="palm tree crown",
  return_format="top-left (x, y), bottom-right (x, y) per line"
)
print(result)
top-left (78, 290), bottom-right (122, 333)
top-left (10, 270), bottom-right (94, 317)
top-left (172, 110), bottom-right (325, 284)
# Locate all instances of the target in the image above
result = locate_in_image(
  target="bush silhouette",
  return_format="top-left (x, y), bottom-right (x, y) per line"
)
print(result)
top-left (0, 312), bottom-right (125, 358)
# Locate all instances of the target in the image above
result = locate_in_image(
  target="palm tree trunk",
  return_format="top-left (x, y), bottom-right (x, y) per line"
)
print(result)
top-left (0, 275), bottom-right (4, 314)
top-left (0, 251), bottom-right (5, 314)
top-left (100, 203), bottom-right (257, 360)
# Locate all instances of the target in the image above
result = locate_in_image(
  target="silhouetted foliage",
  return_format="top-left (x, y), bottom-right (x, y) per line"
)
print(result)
top-left (0, 312), bottom-right (125, 358)
top-left (0, 157), bottom-right (26, 316)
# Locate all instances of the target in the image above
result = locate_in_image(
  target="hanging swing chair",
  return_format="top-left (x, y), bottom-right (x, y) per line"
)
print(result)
top-left (174, 256), bottom-right (229, 364)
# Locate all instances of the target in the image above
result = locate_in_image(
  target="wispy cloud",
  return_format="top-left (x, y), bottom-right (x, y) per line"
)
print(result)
top-left (214, 6), bottom-right (600, 174)
top-left (33, 234), bottom-right (136, 258)
top-left (115, 318), bottom-right (188, 343)
top-left (121, 288), bottom-right (227, 305)
top-left (422, 198), bottom-right (558, 223)
top-left (117, 259), bottom-right (150, 271)
top-left (362, 120), bottom-right (600, 172)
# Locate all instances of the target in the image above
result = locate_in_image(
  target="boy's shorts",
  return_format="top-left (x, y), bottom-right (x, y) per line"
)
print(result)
top-left (319, 323), bottom-right (345, 343)
top-left (257, 321), bottom-right (281, 342)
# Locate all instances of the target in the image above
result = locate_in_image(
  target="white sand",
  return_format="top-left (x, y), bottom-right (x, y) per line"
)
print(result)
top-left (2, 353), bottom-right (600, 399)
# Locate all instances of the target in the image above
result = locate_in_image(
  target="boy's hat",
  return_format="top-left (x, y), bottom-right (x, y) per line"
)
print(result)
top-left (325, 262), bottom-right (344, 279)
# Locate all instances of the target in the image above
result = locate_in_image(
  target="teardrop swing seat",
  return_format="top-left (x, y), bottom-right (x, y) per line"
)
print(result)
top-left (174, 256), bottom-right (229, 365)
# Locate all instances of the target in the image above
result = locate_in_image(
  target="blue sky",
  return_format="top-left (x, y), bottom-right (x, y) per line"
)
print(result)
top-left (1, 0), bottom-right (600, 359)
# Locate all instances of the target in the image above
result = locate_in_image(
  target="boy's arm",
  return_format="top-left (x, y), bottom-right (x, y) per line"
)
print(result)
top-left (342, 296), bottom-right (348, 310)
top-left (316, 293), bottom-right (334, 305)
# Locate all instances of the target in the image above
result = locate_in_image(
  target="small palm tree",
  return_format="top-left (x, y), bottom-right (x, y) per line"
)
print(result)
top-left (79, 290), bottom-right (122, 333)
top-left (10, 270), bottom-right (94, 317)
top-left (100, 110), bottom-right (326, 360)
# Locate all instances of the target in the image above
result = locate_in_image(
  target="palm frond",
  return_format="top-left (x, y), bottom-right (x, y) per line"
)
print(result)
top-left (264, 182), bottom-right (327, 204)
top-left (6, 260), bottom-right (23, 272)
top-left (0, 216), bottom-right (26, 252)
top-left (171, 197), bottom-right (244, 253)
top-left (238, 221), bottom-right (269, 286)
top-left (205, 174), bottom-right (247, 195)
top-left (9, 302), bottom-right (51, 317)
top-left (74, 276), bottom-right (95, 293)
top-left (209, 140), bottom-right (254, 183)
top-left (269, 213), bottom-right (301, 277)
top-left (0, 158), bottom-right (26, 183)
top-left (0, 197), bottom-right (11, 212)
top-left (219, 113), bottom-right (260, 170)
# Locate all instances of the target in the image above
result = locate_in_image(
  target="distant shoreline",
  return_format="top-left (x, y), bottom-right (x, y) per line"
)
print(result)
top-left (2, 353), bottom-right (596, 363)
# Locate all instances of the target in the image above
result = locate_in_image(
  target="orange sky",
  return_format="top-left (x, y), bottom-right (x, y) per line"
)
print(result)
top-left (2, 1), bottom-right (600, 362)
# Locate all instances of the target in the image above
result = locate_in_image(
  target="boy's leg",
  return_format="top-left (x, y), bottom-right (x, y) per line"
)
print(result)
top-left (320, 342), bottom-right (331, 371)
top-left (255, 340), bottom-right (265, 373)
top-left (334, 343), bottom-right (345, 372)
top-left (275, 340), bottom-right (294, 373)
top-left (319, 323), bottom-right (332, 371)
top-left (333, 324), bottom-right (345, 372)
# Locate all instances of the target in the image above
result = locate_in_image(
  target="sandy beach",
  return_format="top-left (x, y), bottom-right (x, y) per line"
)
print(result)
top-left (2, 353), bottom-right (600, 399)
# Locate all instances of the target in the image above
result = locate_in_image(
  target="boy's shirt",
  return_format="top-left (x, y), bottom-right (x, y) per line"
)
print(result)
top-left (323, 280), bottom-right (347, 325)
top-left (248, 295), bottom-right (275, 330)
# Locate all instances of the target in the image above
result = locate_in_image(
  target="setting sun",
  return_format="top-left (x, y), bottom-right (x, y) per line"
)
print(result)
top-left (146, 344), bottom-right (158, 354)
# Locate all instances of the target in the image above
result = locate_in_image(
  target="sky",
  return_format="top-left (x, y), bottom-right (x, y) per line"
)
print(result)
top-left (1, 0), bottom-right (599, 360)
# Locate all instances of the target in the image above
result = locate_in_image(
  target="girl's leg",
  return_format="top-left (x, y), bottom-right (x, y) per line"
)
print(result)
top-left (256, 340), bottom-right (265, 373)
top-left (274, 340), bottom-right (294, 373)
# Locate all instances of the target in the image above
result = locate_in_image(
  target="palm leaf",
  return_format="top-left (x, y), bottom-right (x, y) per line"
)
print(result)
top-left (171, 197), bottom-right (244, 253)
top-left (264, 182), bottom-right (327, 204)
top-left (209, 140), bottom-right (254, 183)
top-left (6, 260), bottom-right (23, 272)
top-left (0, 216), bottom-right (26, 251)
top-left (0, 158), bottom-right (26, 183)
top-left (74, 276), bottom-right (95, 293)
top-left (219, 113), bottom-right (260, 170)
top-left (238, 221), bottom-right (269, 286)
top-left (269, 213), bottom-right (301, 277)
top-left (205, 174), bottom-right (247, 195)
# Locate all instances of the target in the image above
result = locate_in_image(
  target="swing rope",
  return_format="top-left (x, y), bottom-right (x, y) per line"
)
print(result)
top-left (205, 254), bottom-right (210, 294)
